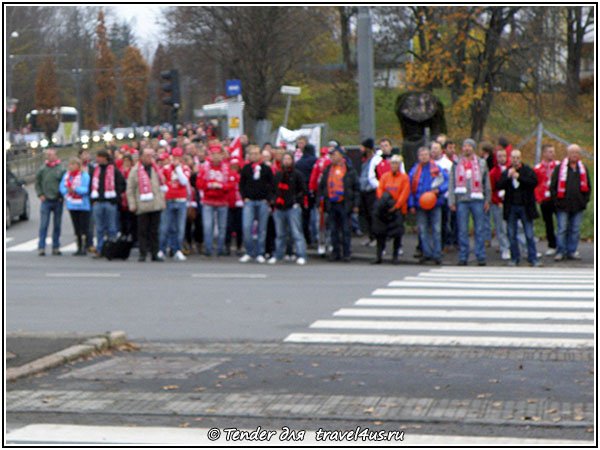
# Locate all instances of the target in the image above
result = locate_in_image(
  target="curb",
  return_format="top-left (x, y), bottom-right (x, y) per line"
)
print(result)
top-left (6, 331), bottom-right (127, 382)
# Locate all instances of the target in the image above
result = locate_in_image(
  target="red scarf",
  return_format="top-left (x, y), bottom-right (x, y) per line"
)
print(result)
top-left (557, 157), bottom-right (589, 199)
top-left (91, 164), bottom-right (116, 199)
top-left (455, 155), bottom-right (483, 199)
top-left (65, 170), bottom-right (83, 204)
top-left (536, 159), bottom-right (558, 200)
top-left (46, 159), bottom-right (61, 168)
top-left (411, 162), bottom-right (440, 194)
top-left (138, 160), bottom-right (166, 202)
top-left (327, 162), bottom-right (346, 202)
top-left (276, 168), bottom-right (292, 206)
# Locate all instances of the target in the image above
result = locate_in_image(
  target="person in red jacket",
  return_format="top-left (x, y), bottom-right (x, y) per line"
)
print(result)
top-left (161, 147), bottom-right (191, 261)
top-left (225, 158), bottom-right (244, 256)
top-left (309, 145), bottom-right (333, 255)
top-left (196, 143), bottom-right (232, 256)
top-left (534, 144), bottom-right (559, 255)
top-left (488, 147), bottom-right (511, 260)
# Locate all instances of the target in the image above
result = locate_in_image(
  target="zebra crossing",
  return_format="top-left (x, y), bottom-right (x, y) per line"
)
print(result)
top-left (284, 267), bottom-right (595, 348)
top-left (6, 237), bottom-right (77, 253)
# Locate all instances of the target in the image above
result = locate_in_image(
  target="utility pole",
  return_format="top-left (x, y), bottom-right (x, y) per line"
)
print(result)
top-left (357, 6), bottom-right (375, 142)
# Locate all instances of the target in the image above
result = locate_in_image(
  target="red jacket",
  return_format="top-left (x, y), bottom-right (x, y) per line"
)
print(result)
top-left (533, 159), bottom-right (558, 203)
top-left (375, 158), bottom-right (391, 180)
top-left (227, 171), bottom-right (243, 208)
top-left (196, 161), bottom-right (232, 206)
top-left (163, 163), bottom-right (191, 200)
top-left (309, 155), bottom-right (332, 193)
top-left (489, 163), bottom-right (508, 205)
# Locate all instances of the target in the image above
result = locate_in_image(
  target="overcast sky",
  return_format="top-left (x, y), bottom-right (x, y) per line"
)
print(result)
top-left (110, 4), bottom-right (164, 53)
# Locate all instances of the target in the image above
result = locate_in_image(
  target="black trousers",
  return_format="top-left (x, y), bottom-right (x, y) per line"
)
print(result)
top-left (120, 209), bottom-right (137, 243)
top-left (69, 210), bottom-right (90, 241)
top-left (540, 200), bottom-right (557, 249)
top-left (137, 211), bottom-right (161, 257)
top-left (225, 207), bottom-right (243, 250)
top-left (360, 190), bottom-right (377, 240)
top-left (266, 213), bottom-right (276, 256)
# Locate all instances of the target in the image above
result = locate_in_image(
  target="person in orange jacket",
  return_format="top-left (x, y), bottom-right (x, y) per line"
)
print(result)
top-left (373, 155), bottom-right (410, 264)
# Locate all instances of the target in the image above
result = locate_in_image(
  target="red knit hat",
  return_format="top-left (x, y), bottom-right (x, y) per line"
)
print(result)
top-left (171, 147), bottom-right (184, 157)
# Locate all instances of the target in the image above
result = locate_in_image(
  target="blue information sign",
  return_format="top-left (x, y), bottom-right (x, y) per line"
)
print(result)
top-left (226, 79), bottom-right (242, 97)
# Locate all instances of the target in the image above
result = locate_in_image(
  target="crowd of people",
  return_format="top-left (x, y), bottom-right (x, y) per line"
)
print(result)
top-left (34, 125), bottom-right (591, 266)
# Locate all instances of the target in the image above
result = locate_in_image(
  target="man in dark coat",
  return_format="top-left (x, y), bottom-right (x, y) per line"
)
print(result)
top-left (550, 144), bottom-right (591, 261)
top-left (496, 150), bottom-right (541, 266)
top-left (295, 143), bottom-right (318, 245)
top-left (317, 147), bottom-right (360, 262)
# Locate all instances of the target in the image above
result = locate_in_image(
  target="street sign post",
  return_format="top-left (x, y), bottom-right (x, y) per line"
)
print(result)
top-left (226, 79), bottom-right (242, 97)
top-left (280, 85), bottom-right (301, 128)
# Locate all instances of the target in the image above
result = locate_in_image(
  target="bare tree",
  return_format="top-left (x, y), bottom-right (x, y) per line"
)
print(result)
top-left (566, 6), bottom-right (594, 105)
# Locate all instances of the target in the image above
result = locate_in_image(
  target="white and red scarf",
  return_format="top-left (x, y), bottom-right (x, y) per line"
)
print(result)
top-left (65, 170), bottom-right (83, 205)
top-left (537, 159), bottom-right (558, 199)
top-left (454, 155), bottom-right (483, 199)
top-left (91, 164), bottom-right (116, 199)
top-left (46, 159), bottom-right (61, 168)
top-left (138, 160), bottom-right (166, 202)
top-left (557, 157), bottom-right (589, 199)
top-left (252, 160), bottom-right (263, 180)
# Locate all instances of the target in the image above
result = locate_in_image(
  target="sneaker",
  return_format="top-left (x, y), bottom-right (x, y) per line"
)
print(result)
top-left (256, 255), bottom-right (266, 264)
top-left (38, 249), bottom-right (45, 256)
top-left (174, 250), bottom-right (187, 261)
top-left (156, 250), bottom-right (165, 259)
top-left (545, 248), bottom-right (557, 256)
top-left (317, 245), bottom-right (326, 255)
top-left (52, 248), bottom-right (62, 256)
top-left (239, 254), bottom-right (252, 263)
top-left (554, 253), bottom-right (565, 262)
top-left (501, 249), bottom-right (511, 260)
top-left (398, 248), bottom-right (404, 256)
top-left (507, 260), bottom-right (518, 267)
top-left (296, 257), bottom-right (306, 265)
top-left (267, 257), bottom-right (277, 264)
top-left (567, 251), bottom-right (582, 260)
top-left (529, 260), bottom-right (544, 267)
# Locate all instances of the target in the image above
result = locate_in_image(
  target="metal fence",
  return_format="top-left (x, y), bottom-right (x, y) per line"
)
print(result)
top-left (7, 145), bottom-right (77, 181)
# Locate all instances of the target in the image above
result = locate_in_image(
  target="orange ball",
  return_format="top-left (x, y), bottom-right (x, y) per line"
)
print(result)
top-left (419, 191), bottom-right (437, 210)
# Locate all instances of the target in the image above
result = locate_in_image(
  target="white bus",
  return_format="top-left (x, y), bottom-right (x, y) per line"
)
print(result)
top-left (26, 106), bottom-right (79, 146)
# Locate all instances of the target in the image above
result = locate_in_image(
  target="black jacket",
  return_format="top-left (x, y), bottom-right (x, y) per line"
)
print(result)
top-left (92, 163), bottom-right (126, 205)
top-left (496, 164), bottom-right (539, 221)
top-left (239, 162), bottom-right (274, 201)
top-left (372, 191), bottom-right (404, 237)
top-left (317, 163), bottom-right (360, 215)
top-left (273, 168), bottom-right (305, 210)
top-left (295, 145), bottom-right (317, 185)
top-left (550, 162), bottom-right (591, 213)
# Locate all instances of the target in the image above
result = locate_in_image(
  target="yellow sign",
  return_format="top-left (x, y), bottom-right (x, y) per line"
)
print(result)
top-left (229, 117), bottom-right (240, 129)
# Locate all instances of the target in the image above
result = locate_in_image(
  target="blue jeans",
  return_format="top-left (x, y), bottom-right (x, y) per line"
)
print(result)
top-left (456, 201), bottom-right (486, 262)
top-left (507, 204), bottom-right (537, 263)
top-left (242, 200), bottom-right (270, 258)
top-left (483, 207), bottom-right (492, 242)
top-left (273, 207), bottom-right (307, 260)
top-left (329, 202), bottom-right (351, 258)
top-left (93, 202), bottom-right (118, 252)
top-left (203, 204), bottom-right (228, 255)
top-left (38, 199), bottom-right (63, 250)
top-left (163, 200), bottom-right (188, 253)
top-left (490, 203), bottom-right (509, 252)
top-left (556, 210), bottom-right (583, 257)
top-left (416, 206), bottom-right (442, 260)
top-left (159, 210), bottom-right (168, 253)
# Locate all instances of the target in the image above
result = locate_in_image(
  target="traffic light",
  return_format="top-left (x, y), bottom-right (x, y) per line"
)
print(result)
top-left (161, 69), bottom-right (180, 110)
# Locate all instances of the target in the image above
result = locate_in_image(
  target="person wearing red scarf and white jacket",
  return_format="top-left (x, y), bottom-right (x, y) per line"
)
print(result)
top-left (126, 148), bottom-right (168, 262)
top-left (550, 144), bottom-right (591, 261)
top-left (448, 138), bottom-right (491, 266)
top-left (90, 149), bottom-right (126, 258)
top-left (534, 144), bottom-right (559, 256)
top-left (160, 147), bottom-right (191, 261)
top-left (196, 143), bottom-right (233, 257)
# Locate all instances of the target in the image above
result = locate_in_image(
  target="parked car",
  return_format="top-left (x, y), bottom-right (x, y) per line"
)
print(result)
top-left (6, 168), bottom-right (29, 228)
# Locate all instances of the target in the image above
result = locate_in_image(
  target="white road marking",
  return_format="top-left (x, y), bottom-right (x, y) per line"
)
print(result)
top-left (386, 280), bottom-right (593, 290)
top-left (6, 237), bottom-right (14, 243)
top-left (355, 298), bottom-right (594, 309)
top-left (5, 424), bottom-right (591, 446)
top-left (372, 288), bottom-right (593, 299)
top-left (6, 237), bottom-right (76, 252)
top-left (404, 275), bottom-right (594, 282)
top-left (46, 273), bottom-right (121, 278)
top-left (284, 333), bottom-right (593, 348)
top-left (428, 268), bottom-right (593, 275)
top-left (192, 273), bottom-right (267, 279)
top-left (310, 319), bottom-right (594, 334)
top-left (333, 308), bottom-right (593, 321)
